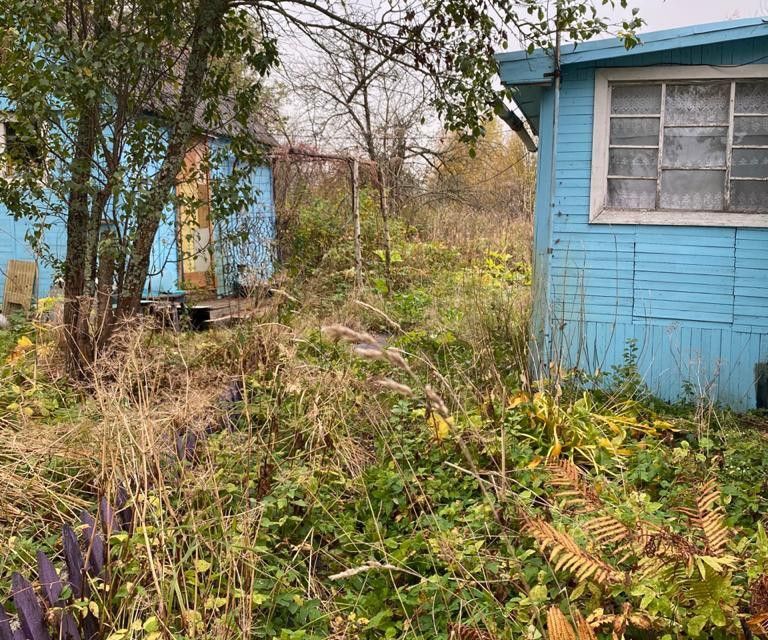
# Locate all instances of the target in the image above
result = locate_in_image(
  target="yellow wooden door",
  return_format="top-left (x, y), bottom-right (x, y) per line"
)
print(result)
top-left (177, 138), bottom-right (214, 290)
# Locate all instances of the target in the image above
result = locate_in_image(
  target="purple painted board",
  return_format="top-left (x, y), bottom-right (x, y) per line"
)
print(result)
top-left (36, 551), bottom-right (62, 605)
top-left (80, 613), bottom-right (99, 640)
top-left (0, 607), bottom-right (14, 640)
top-left (36, 551), bottom-right (81, 640)
top-left (184, 430), bottom-right (199, 460)
top-left (62, 525), bottom-right (84, 599)
top-left (79, 511), bottom-right (105, 577)
top-left (99, 496), bottom-right (120, 535)
top-left (11, 573), bottom-right (51, 640)
top-left (115, 485), bottom-right (134, 533)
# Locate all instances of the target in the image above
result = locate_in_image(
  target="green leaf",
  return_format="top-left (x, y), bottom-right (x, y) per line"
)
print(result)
top-left (687, 615), bottom-right (708, 637)
top-left (143, 616), bottom-right (160, 633)
top-left (194, 559), bottom-right (211, 573)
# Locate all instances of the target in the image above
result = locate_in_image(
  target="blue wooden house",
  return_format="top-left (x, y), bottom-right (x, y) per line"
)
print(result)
top-left (498, 18), bottom-right (768, 409)
top-left (0, 108), bottom-right (276, 309)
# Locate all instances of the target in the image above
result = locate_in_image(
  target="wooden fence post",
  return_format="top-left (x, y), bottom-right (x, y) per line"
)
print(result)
top-left (351, 158), bottom-right (363, 290)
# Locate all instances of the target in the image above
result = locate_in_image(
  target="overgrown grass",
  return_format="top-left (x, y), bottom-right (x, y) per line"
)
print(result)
top-left (1, 206), bottom-right (767, 639)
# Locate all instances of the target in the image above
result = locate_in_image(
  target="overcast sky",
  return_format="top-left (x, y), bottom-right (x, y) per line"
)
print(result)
top-left (612, 0), bottom-right (766, 32)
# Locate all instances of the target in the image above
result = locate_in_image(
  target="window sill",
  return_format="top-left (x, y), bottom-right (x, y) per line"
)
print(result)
top-left (590, 208), bottom-right (768, 228)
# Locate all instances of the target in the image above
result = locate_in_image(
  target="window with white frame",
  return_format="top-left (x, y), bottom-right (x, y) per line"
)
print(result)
top-left (590, 67), bottom-right (768, 226)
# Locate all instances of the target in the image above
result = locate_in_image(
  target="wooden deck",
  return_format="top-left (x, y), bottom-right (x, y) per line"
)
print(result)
top-left (187, 296), bottom-right (265, 328)
top-left (141, 293), bottom-right (273, 330)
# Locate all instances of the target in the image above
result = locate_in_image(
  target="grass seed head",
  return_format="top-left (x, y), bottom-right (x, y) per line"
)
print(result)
top-left (425, 384), bottom-right (450, 417)
top-left (321, 324), bottom-right (377, 345)
top-left (373, 377), bottom-right (414, 397)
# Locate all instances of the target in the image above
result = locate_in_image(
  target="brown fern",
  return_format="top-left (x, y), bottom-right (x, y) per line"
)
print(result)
top-left (679, 479), bottom-right (729, 556)
top-left (747, 614), bottom-right (768, 638)
top-left (547, 460), bottom-right (602, 513)
top-left (748, 574), bottom-right (768, 637)
top-left (546, 607), bottom-right (597, 640)
top-left (581, 515), bottom-right (634, 549)
top-left (524, 517), bottom-right (623, 585)
top-left (587, 603), bottom-right (656, 637)
top-left (448, 622), bottom-right (496, 640)
top-left (573, 611), bottom-right (598, 640)
top-left (547, 460), bottom-right (647, 563)
top-left (751, 574), bottom-right (768, 615)
top-left (633, 530), bottom-right (698, 583)
top-left (546, 606), bottom-right (577, 640)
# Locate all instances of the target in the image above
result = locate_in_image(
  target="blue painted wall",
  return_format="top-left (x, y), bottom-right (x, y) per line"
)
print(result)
top-left (211, 139), bottom-right (275, 296)
top-left (531, 36), bottom-right (768, 409)
top-left (0, 145), bottom-right (275, 303)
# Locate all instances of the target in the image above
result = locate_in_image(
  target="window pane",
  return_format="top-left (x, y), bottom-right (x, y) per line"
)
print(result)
top-left (731, 180), bottom-right (768, 212)
top-left (735, 81), bottom-right (768, 114)
top-left (731, 149), bottom-right (768, 178)
top-left (609, 148), bottom-right (658, 177)
top-left (660, 170), bottom-right (725, 210)
top-left (611, 84), bottom-right (662, 115)
top-left (665, 83), bottom-right (730, 125)
top-left (607, 178), bottom-right (656, 209)
top-left (733, 116), bottom-right (768, 146)
top-left (609, 117), bottom-right (660, 146)
top-left (662, 126), bottom-right (727, 168)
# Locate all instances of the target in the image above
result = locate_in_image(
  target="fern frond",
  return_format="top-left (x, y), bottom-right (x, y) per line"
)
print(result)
top-left (582, 515), bottom-right (633, 548)
top-left (747, 613), bottom-right (768, 638)
top-left (524, 517), bottom-right (622, 585)
top-left (546, 606), bottom-right (577, 640)
top-left (751, 574), bottom-right (768, 616)
top-left (448, 623), bottom-right (496, 640)
top-left (634, 532), bottom-right (696, 583)
top-left (586, 604), bottom-right (656, 637)
top-left (547, 459), bottom-right (602, 513)
top-left (573, 612), bottom-right (598, 640)
top-left (677, 567), bottom-right (735, 618)
top-left (680, 479), bottom-right (729, 556)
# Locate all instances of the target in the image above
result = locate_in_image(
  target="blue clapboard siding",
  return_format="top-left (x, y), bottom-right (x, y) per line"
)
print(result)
top-left (525, 31), bottom-right (768, 409)
top-left (0, 153), bottom-right (274, 304)
top-left (0, 214), bottom-right (67, 304)
top-left (211, 138), bottom-right (275, 297)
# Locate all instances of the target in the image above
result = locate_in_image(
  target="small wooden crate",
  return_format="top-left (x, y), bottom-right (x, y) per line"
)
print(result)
top-left (2, 259), bottom-right (37, 316)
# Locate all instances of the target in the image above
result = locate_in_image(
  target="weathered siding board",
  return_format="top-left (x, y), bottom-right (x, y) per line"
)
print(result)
top-left (211, 139), bottom-right (275, 296)
top-left (0, 215), bottom-right (66, 304)
top-left (733, 228), bottom-right (768, 330)
top-left (526, 33), bottom-right (768, 409)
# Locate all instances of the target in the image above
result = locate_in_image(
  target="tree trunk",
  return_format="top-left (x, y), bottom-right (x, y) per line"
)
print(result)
top-left (62, 107), bottom-right (97, 376)
top-left (116, 0), bottom-right (231, 318)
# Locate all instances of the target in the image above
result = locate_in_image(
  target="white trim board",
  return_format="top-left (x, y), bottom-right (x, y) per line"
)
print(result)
top-left (589, 65), bottom-right (768, 228)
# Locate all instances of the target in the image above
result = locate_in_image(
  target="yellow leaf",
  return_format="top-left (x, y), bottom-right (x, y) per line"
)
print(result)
top-left (17, 336), bottom-right (33, 349)
top-left (427, 414), bottom-right (451, 442)
top-left (549, 438), bottom-right (562, 459)
top-left (527, 455), bottom-right (543, 469)
top-left (508, 391), bottom-right (529, 408)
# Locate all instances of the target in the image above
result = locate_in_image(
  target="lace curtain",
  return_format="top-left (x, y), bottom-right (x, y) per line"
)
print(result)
top-left (605, 80), bottom-right (768, 213)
